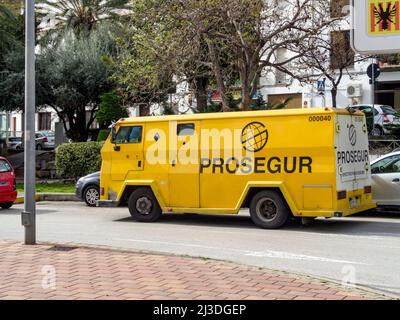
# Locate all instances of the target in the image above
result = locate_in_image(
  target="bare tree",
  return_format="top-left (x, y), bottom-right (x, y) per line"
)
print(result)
top-left (172, 0), bottom-right (338, 111)
top-left (291, 29), bottom-right (369, 108)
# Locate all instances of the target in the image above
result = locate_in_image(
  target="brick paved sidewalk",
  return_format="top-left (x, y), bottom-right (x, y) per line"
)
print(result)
top-left (0, 240), bottom-right (389, 300)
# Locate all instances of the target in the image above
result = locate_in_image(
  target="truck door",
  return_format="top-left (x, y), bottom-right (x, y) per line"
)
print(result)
top-left (335, 114), bottom-right (371, 205)
top-left (111, 125), bottom-right (144, 181)
top-left (169, 121), bottom-right (200, 208)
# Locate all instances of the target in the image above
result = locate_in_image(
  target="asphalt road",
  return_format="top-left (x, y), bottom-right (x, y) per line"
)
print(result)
top-left (1, 201), bottom-right (400, 296)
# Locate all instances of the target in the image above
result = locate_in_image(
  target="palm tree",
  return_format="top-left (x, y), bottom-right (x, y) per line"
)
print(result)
top-left (37, 0), bottom-right (130, 36)
top-left (0, 4), bottom-right (24, 51)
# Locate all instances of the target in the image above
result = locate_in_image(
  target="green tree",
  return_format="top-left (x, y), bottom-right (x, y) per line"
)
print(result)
top-left (0, 4), bottom-right (24, 68)
top-left (0, 0), bottom-right (22, 14)
top-left (96, 90), bottom-right (128, 129)
top-left (0, 29), bottom-right (116, 141)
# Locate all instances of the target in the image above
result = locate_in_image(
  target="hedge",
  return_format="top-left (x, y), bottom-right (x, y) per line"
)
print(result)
top-left (55, 142), bottom-right (103, 179)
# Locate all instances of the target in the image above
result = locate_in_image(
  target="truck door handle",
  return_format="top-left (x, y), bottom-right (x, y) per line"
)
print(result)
top-left (171, 160), bottom-right (176, 167)
top-left (393, 178), bottom-right (400, 183)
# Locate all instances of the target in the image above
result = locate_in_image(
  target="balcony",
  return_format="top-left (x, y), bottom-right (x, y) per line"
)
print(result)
top-left (378, 54), bottom-right (400, 72)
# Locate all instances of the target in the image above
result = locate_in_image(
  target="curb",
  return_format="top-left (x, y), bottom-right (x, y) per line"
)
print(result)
top-left (15, 193), bottom-right (78, 204)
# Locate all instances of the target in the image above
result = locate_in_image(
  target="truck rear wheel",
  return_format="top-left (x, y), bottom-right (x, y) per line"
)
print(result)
top-left (249, 190), bottom-right (289, 229)
top-left (128, 188), bottom-right (162, 222)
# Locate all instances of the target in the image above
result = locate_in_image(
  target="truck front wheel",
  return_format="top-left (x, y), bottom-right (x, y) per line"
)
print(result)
top-left (250, 190), bottom-right (289, 229)
top-left (128, 188), bottom-right (162, 222)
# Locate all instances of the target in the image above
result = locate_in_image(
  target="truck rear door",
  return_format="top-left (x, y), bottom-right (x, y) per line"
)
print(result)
top-left (335, 113), bottom-right (371, 207)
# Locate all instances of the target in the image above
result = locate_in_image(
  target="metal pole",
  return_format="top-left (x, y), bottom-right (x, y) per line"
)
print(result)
top-left (371, 58), bottom-right (376, 133)
top-left (22, 0), bottom-right (36, 245)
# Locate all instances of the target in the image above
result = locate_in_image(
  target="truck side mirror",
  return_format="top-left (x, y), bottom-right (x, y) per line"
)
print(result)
top-left (111, 127), bottom-right (117, 143)
top-left (110, 126), bottom-right (120, 151)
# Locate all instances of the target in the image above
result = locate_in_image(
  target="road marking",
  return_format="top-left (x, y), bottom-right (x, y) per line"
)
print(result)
top-left (245, 250), bottom-right (368, 265)
top-left (114, 238), bottom-right (368, 265)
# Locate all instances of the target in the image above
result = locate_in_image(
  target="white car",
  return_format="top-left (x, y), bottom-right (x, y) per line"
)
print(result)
top-left (352, 104), bottom-right (400, 136)
top-left (36, 131), bottom-right (55, 149)
top-left (6, 137), bottom-right (23, 151)
top-left (371, 151), bottom-right (400, 207)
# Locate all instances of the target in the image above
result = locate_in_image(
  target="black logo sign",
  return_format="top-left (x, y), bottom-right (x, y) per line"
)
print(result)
top-left (349, 124), bottom-right (357, 146)
top-left (241, 122), bottom-right (269, 152)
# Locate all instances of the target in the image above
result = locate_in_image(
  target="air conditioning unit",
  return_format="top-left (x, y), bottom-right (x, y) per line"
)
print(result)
top-left (347, 83), bottom-right (362, 98)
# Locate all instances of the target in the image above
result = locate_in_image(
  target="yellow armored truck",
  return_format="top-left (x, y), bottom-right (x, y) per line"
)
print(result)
top-left (98, 108), bottom-right (375, 229)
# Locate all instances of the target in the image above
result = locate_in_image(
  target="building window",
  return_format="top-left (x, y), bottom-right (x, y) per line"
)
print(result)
top-left (330, 0), bottom-right (348, 18)
top-left (38, 112), bottom-right (51, 131)
top-left (330, 31), bottom-right (354, 70)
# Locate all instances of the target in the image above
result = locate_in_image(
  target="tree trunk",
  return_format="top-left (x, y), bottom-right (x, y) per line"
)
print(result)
top-left (205, 38), bottom-right (230, 112)
top-left (65, 110), bottom-right (89, 142)
top-left (331, 87), bottom-right (338, 108)
top-left (193, 77), bottom-right (209, 112)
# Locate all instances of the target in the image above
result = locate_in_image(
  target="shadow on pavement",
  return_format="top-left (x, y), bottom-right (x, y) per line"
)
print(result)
top-left (113, 207), bottom-right (400, 238)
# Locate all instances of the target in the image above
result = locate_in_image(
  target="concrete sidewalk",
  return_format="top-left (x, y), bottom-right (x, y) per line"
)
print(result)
top-left (0, 241), bottom-right (390, 300)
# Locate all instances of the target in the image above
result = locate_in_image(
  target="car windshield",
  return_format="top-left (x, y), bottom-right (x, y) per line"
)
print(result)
top-left (0, 160), bottom-right (12, 173)
top-left (381, 106), bottom-right (397, 115)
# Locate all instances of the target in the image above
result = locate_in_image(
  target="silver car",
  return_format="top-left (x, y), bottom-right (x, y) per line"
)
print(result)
top-left (6, 137), bottom-right (23, 151)
top-left (36, 131), bottom-right (55, 150)
top-left (371, 151), bottom-right (400, 207)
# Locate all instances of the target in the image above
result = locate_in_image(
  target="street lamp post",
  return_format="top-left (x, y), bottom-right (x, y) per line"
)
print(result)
top-left (21, 0), bottom-right (36, 245)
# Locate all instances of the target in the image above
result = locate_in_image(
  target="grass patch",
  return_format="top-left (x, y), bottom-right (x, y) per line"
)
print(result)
top-left (16, 183), bottom-right (75, 194)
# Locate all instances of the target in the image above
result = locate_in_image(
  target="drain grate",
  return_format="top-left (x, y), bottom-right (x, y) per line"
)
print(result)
top-left (47, 245), bottom-right (78, 252)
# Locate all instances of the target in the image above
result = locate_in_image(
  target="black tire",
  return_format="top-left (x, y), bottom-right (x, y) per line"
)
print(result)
top-left (36, 144), bottom-right (43, 150)
top-left (83, 185), bottom-right (100, 207)
top-left (128, 188), bottom-right (162, 222)
top-left (1, 202), bottom-right (13, 210)
top-left (371, 125), bottom-right (384, 137)
top-left (249, 190), bottom-right (290, 229)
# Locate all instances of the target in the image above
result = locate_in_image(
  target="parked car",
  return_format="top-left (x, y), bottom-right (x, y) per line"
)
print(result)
top-left (6, 137), bottom-right (23, 152)
top-left (371, 151), bottom-right (400, 208)
top-left (36, 131), bottom-right (55, 150)
top-left (76, 172), bottom-right (100, 207)
top-left (0, 157), bottom-right (17, 209)
top-left (14, 132), bottom-right (56, 151)
top-left (351, 104), bottom-right (400, 136)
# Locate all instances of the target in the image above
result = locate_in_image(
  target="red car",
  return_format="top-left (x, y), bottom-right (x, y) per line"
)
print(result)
top-left (0, 157), bottom-right (17, 209)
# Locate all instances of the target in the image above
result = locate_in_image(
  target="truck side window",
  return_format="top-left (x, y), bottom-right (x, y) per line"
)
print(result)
top-left (114, 126), bottom-right (142, 144)
top-left (177, 123), bottom-right (195, 136)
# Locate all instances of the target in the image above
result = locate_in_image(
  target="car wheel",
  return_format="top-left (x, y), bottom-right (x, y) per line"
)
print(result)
top-left (1, 202), bottom-right (13, 210)
top-left (128, 188), bottom-right (162, 222)
top-left (371, 125), bottom-right (384, 137)
top-left (249, 190), bottom-right (290, 229)
top-left (84, 185), bottom-right (100, 207)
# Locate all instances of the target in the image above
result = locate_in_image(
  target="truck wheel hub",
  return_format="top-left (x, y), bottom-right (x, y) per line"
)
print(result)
top-left (136, 197), bottom-right (152, 215)
top-left (256, 198), bottom-right (278, 222)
